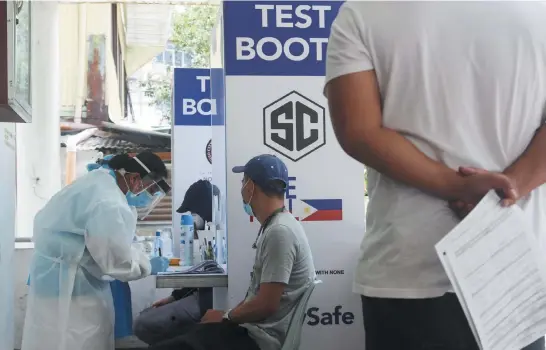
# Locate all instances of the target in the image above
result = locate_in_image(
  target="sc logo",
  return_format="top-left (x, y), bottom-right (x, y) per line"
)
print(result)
top-left (263, 91), bottom-right (326, 162)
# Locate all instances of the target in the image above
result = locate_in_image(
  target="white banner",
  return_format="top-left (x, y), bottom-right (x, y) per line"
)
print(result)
top-left (172, 68), bottom-right (214, 256)
top-left (222, 2), bottom-right (367, 349)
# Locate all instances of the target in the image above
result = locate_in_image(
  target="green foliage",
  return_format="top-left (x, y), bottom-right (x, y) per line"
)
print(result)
top-left (171, 5), bottom-right (218, 68)
top-left (141, 5), bottom-right (218, 123)
top-left (139, 68), bottom-right (173, 123)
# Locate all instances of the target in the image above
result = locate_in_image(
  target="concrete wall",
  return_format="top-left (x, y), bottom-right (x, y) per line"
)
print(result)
top-left (59, 3), bottom-right (124, 122)
top-left (0, 124), bottom-right (17, 350)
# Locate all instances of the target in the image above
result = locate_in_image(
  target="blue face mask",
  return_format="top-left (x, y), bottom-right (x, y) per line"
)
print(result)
top-left (126, 191), bottom-right (153, 208)
top-left (243, 202), bottom-right (254, 217)
top-left (241, 180), bottom-right (255, 217)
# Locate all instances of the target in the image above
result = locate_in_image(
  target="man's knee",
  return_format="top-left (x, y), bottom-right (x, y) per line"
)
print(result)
top-left (133, 312), bottom-right (157, 343)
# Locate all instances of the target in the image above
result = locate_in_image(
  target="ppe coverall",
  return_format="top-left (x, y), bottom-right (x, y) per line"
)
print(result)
top-left (21, 168), bottom-right (152, 350)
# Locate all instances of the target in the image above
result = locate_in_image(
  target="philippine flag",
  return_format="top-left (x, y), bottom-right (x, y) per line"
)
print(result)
top-left (299, 199), bottom-right (343, 221)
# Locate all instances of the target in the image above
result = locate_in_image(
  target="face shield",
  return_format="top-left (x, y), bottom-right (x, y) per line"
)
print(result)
top-left (126, 156), bottom-right (171, 220)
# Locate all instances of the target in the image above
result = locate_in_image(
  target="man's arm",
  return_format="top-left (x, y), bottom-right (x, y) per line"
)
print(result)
top-left (327, 72), bottom-right (464, 200)
top-left (228, 283), bottom-right (286, 324)
top-left (325, 5), bottom-right (463, 200)
top-left (504, 125), bottom-right (546, 198)
top-left (450, 124), bottom-right (546, 217)
top-left (228, 225), bottom-right (297, 324)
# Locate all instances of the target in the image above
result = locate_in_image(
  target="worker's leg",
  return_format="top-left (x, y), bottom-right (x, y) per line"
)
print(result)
top-left (134, 293), bottom-right (201, 345)
top-left (149, 322), bottom-right (260, 350)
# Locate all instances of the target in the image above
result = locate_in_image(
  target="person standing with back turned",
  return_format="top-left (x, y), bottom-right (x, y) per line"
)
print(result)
top-left (325, 2), bottom-right (546, 350)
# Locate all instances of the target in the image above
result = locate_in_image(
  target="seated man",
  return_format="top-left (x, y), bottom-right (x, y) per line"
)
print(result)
top-left (134, 179), bottom-right (220, 345)
top-left (149, 154), bottom-right (316, 350)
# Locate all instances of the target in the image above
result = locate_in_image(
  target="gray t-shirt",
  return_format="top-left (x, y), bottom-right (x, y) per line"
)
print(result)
top-left (241, 212), bottom-right (315, 350)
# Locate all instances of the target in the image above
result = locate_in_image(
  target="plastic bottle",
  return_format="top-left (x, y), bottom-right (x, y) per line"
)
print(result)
top-left (180, 213), bottom-right (194, 266)
top-left (143, 237), bottom-right (154, 258)
top-left (161, 228), bottom-right (173, 258)
top-left (154, 230), bottom-right (162, 257)
top-left (213, 237), bottom-right (218, 261)
top-left (222, 236), bottom-right (227, 265)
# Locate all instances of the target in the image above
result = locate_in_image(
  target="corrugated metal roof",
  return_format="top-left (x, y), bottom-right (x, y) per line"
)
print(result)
top-left (60, 125), bottom-right (171, 153)
top-left (76, 135), bottom-right (170, 152)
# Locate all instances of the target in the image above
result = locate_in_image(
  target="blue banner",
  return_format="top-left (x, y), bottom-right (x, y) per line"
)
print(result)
top-left (223, 1), bottom-right (343, 76)
top-left (173, 68), bottom-right (220, 126)
top-left (210, 68), bottom-right (225, 126)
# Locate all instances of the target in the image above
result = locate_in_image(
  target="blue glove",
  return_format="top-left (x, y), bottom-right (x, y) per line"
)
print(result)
top-left (150, 256), bottom-right (170, 275)
top-left (86, 163), bottom-right (101, 172)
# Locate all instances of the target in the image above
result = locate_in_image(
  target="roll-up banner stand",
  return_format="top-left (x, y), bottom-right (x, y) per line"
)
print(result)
top-left (211, 12), bottom-right (227, 241)
top-left (221, 1), bottom-right (366, 349)
top-left (211, 11), bottom-right (229, 310)
top-left (172, 68), bottom-right (215, 257)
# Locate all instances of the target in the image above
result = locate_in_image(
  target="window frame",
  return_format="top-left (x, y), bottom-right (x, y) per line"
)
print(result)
top-left (1, 0), bottom-right (32, 123)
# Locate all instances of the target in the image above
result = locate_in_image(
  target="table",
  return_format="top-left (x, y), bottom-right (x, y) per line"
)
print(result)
top-left (155, 273), bottom-right (228, 288)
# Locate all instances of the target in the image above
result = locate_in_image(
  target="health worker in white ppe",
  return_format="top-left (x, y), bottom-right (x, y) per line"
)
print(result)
top-left (21, 151), bottom-right (172, 350)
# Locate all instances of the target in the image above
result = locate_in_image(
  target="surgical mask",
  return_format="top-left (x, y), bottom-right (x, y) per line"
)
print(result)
top-left (126, 191), bottom-right (153, 208)
top-left (243, 202), bottom-right (254, 217)
top-left (121, 172), bottom-right (152, 208)
top-left (241, 180), bottom-right (255, 217)
top-left (192, 213), bottom-right (205, 230)
top-left (116, 156), bottom-right (171, 220)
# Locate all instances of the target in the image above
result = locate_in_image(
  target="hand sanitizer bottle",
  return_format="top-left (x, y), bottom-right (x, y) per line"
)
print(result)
top-left (180, 213), bottom-right (194, 266)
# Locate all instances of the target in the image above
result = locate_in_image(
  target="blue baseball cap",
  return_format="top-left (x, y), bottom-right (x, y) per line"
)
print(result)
top-left (232, 154), bottom-right (289, 194)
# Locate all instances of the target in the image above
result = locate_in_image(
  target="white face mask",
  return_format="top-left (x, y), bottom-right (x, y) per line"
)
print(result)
top-left (192, 213), bottom-right (205, 230)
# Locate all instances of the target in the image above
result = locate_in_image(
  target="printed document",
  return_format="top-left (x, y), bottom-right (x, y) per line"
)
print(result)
top-left (436, 191), bottom-right (546, 350)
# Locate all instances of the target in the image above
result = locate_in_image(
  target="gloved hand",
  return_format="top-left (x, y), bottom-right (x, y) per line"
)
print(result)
top-left (150, 256), bottom-right (170, 275)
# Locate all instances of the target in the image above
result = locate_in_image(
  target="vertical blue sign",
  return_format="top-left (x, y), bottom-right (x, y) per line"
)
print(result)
top-left (210, 68), bottom-right (225, 126)
top-left (173, 68), bottom-right (217, 126)
top-left (223, 1), bottom-right (343, 76)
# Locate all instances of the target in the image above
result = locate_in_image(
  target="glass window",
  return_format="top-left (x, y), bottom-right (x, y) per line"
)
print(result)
top-left (166, 42), bottom-right (175, 51)
top-left (164, 50), bottom-right (174, 67)
top-left (14, 1), bottom-right (31, 107)
top-left (154, 53), bottom-right (164, 63)
top-left (184, 52), bottom-right (193, 68)
top-left (174, 51), bottom-right (183, 67)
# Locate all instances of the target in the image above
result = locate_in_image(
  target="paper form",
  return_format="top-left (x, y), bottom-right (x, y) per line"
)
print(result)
top-left (436, 191), bottom-right (546, 350)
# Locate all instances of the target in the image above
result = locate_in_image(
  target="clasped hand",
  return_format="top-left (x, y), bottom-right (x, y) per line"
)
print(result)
top-left (449, 166), bottom-right (519, 219)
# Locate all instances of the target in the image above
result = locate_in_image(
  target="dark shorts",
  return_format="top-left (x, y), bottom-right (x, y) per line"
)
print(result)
top-left (148, 321), bottom-right (260, 350)
top-left (361, 294), bottom-right (545, 350)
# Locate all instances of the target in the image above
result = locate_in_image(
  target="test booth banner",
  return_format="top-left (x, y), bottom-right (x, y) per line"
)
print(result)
top-left (172, 68), bottom-right (216, 255)
top-left (222, 2), bottom-right (366, 349)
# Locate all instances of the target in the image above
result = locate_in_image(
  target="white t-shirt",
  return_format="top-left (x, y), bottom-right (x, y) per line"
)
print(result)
top-left (325, 2), bottom-right (546, 299)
